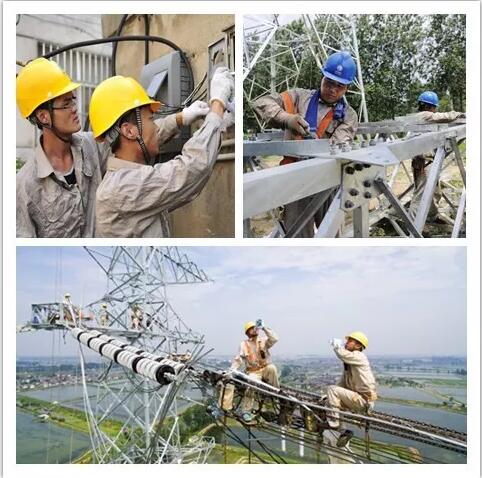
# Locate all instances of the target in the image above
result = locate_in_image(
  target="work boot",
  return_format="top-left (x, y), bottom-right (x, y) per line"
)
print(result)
top-left (206, 404), bottom-right (225, 421)
top-left (336, 429), bottom-right (354, 448)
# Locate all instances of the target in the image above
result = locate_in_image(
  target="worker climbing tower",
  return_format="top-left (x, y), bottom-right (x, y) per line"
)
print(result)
top-left (243, 14), bottom-right (368, 131)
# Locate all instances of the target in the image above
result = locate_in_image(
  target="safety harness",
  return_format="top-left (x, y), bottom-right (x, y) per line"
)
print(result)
top-left (279, 90), bottom-right (345, 165)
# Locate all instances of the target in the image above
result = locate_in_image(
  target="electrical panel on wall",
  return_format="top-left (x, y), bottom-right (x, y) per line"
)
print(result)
top-left (140, 51), bottom-right (191, 155)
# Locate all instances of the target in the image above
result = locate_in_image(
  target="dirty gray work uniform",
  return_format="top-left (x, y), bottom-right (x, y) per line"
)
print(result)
top-left (95, 112), bottom-right (222, 238)
top-left (253, 89), bottom-right (358, 237)
top-left (219, 327), bottom-right (279, 412)
top-left (326, 344), bottom-right (377, 428)
top-left (16, 133), bottom-right (109, 238)
top-left (409, 110), bottom-right (465, 221)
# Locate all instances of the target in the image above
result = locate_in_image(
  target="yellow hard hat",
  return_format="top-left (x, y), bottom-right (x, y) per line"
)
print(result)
top-left (89, 76), bottom-right (161, 138)
top-left (16, 58), bottom-right (80, 118)
top-left (244, 321), bottom-right (256, 334)
top-left (346, 331), bottom-right (368, 349)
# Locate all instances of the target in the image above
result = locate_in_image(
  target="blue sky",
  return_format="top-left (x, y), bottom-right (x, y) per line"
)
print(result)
top-left (16, 246), bottom-right (467, 358)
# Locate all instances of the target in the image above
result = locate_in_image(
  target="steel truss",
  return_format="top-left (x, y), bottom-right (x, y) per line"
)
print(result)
top-left (27, 247), bottom-right (214, 464)
top-left (243, 14), bottom-right (368, 131)
top-left (243, 118), bottom-right (466, 238)
top-left (36, 325), bottom-right (467, 464)
top-left (21, 247), bottom-right (467, 464)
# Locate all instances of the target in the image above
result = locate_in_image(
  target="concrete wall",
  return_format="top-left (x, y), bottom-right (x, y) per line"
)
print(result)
top-left (101, 14), bottom-right (235, 238)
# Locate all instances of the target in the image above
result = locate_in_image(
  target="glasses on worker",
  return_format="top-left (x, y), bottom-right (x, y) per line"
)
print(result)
top-left (51, 95), bottom-right (78, 111)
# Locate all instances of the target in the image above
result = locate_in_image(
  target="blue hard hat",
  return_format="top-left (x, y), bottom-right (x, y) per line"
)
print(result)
top-left (321, 51), bottom-right (356, 85)
top-left (417, 91), bottom-right (439, 107)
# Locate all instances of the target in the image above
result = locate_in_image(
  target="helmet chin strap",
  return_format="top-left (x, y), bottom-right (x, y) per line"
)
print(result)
top-left (134, 107), bottom-right (151, 164)
top-left (30, 101), bottom-right (72, 144)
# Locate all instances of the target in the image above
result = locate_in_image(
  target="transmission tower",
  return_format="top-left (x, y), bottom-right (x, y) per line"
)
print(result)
top-left (29, 246), bottom-right (215, 464)
top-left (243, 14), bottom-right (368, 131)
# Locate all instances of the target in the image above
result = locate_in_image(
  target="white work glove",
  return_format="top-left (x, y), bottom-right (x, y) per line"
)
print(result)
top-left (256, 319), bottom-right (264, 328)
top-left (329, 338), bottom-right (344, 348)
top-left (220, 110), bottom-right (234, 132)
top-left (226, 98), bottom-right (235, 114)
top-left (278, 111), bottom-right (310, 135)
top-left (182, 100), bottom-right (210, 126)
top-left (209, 66), bottom-right (234, 109)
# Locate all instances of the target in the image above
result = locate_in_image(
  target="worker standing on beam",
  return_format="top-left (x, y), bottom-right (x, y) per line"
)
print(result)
top-left (89, 68), bottom-right (234, 237)
top-left (252, 51), bottom-right (359, 237)
top-left (220, 319), bottom-right (279, 422)
top-left (409, 91), bottom-right (465, 222)
top-left (324, 332), bottom-right (377, 446)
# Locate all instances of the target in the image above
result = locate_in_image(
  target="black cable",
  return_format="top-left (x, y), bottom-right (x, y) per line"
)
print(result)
top-left (112, 14), bottom-right (128, 76)
top-left (238, 420), bottom-right (288, 464)
top-left (111, 15), bottom-right (149, 72)
top-left (41, 35), bottom-right (194, 98)
top-left (143, 15), bottom-right (150, 65)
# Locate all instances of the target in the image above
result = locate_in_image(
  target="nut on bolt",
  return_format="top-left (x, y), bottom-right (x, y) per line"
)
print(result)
top-left (344, 200), bottom-right (354, 209)
top-left (349, 188), bottom-right (359, 196)
top-left (363, 180), bottom-right (372, 188)
top-left (354, 163), bottom-right (364, 171)
top-left (345, 166), bottom-right (355, 175)
top-left (364, 192), bottom-right (372, 199)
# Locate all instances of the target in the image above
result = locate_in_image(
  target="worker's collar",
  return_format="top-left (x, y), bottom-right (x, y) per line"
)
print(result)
top-left (35, 134), bottom-right (89, 180)
top-left (107, 155), bottom-right (147, 171)
top-left (319, 96), bottom-right (340, 108)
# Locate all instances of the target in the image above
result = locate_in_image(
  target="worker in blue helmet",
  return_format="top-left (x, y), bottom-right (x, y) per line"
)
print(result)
top-left (252, 51), bottom-right (358, 238)
top-left (409, 91), bottom-right (465, 223)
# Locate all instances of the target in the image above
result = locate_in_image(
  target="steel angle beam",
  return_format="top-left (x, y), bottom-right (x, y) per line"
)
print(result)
top-left (451, 189), bottom-right (466, 239)
top-left (255, 130), bottom-right (285, 141)
top-left (243, 156), bottom-right (340, 218)
top-left (353, 203), bottom-right (369, 237)
top-left (387, 125), bottom-right (466, 163)
top-left (284, 188), bottom-right (335, 238)
top-left (314, 190), bottom-right (345, 238)
top-left (331, 144), bottom-right (400, 166)
top-left (413, 146), bottom-right (446, 232)
top-left (334, 125), bottom-right (464, 166)
top-left (374, 178), bottom-right (423, 238)
top-left (243, 138), bottom-right (331, 158)
top-left (356, 123), bottom-right (446, 135)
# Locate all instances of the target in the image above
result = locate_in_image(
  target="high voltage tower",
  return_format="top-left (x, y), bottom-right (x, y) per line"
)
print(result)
top-left (25, 246), bottom-right (215, 463)
top-left (243, 14), bottom-right (369, 130)
top-left (19, 247), bottom-right (467, 464)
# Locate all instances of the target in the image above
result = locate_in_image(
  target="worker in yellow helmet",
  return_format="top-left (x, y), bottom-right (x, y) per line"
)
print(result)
top-left (324, 331), bottom-right (377, 447)
top-left (89, 67), bottom-right (234, 237)
top-left (16, 58), bottom-right (108, 237)
top-left (16, 58), bottom-right (220, 238)
top-left (219, 319), bottom-right (279, 422)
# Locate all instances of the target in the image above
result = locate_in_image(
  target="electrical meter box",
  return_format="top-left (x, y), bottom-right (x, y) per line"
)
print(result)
top-left (140, 51), bottom-right (191, 155)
